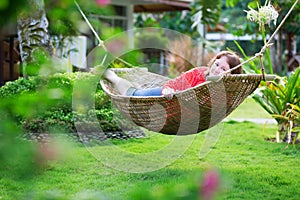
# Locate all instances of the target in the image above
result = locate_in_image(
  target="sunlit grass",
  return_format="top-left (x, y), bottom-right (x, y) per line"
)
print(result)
top-left (0, 93), bottom-right (298, 200)
top-left (1, 121), bottom-right (300, 199)
top-left (227, 97), bottom-right (272, 119)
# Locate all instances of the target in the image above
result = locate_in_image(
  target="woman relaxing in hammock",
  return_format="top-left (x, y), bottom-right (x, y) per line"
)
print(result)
top-left (104, 50), bottom-right (242, 97)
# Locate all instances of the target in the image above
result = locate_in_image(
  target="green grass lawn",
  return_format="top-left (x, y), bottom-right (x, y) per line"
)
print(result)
top-left (227, 97), bottom-right (272, 119)
top-left (1, 98), bottom-right (300, 200)
top-left (1, 122), bottom-right (300, 199)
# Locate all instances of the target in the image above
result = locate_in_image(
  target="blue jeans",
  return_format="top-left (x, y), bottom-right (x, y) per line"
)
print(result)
top-left (127, 87), bottom-right (162, 96)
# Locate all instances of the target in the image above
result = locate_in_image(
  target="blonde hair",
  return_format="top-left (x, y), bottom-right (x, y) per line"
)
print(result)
top-left (207, 51), bottom-right (242, 74)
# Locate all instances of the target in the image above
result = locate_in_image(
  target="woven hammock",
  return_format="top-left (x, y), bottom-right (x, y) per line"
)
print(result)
top-left (100, 68), bottom-right (273, 135)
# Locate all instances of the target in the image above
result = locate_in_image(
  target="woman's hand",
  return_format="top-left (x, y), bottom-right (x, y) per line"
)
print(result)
top-left (162, 87), bottom-right (175, 99)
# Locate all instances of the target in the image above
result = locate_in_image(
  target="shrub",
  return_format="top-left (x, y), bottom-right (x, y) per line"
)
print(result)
top-left (0, 72), bottom-right (144, 141)
top-left (253, 67), bottom-right (300, 143)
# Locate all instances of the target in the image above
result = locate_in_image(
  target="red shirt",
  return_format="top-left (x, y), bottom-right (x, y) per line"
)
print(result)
top-left (162, 67), bottom-right (208, 92)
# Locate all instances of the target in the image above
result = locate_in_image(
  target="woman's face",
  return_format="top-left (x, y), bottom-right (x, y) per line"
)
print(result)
top-left (209, 56), bottom-right (230, 76)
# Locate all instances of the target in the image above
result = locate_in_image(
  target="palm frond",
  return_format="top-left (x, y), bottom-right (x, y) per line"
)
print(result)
top-left (252, 94), bottom-right (274, 114)
top-left (272, 114), bottom-right (289, 121)
top-left (285, 67), bottom-right (300, 103)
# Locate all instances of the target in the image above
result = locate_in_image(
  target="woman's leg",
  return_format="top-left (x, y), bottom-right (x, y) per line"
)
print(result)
top-left (132, 87), bottom-right (162, 96)
top-left (104, 69), bottom-right (134, 95)
top-left (104, 69), bottom-right (162, 96)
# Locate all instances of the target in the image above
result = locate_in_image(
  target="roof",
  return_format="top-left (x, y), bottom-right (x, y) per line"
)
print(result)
top-left (110, 0), bottom-right (193, 12)
top-left (133, 0), bottom-right (193, 12)
top-left (287, 55), bottom-right (300, 66)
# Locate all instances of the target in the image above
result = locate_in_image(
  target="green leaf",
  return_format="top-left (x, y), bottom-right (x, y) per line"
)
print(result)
top-left (292, 127), bottom-right (300, 133)
top-left (252, 91), bottom-right (275, 115)
top-left (272, 114), bottom-right (289, 121)
top-left (268, 81), bottom-right (286, 98)
top-left (263, 88), bottom-right (283, 114)
top-left (289, 104), bottom-right (300, 112)
top-left (285, 67), bottom-right (300, 103)
top-left (248, 1), bottom-right (259, 9)
top-left (0, 0), bottom-right (8, 9)
top-left (233, 40), bottom-right (260, 73)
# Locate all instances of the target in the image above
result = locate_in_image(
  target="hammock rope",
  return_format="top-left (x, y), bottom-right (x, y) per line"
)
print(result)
top-left (76, 0), bottom-right (297, 134)
top-left (74, 0), bottom-right (136, 68)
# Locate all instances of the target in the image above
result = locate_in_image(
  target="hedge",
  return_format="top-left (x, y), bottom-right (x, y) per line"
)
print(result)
top-left (0, 72), bottom-right (144, 141)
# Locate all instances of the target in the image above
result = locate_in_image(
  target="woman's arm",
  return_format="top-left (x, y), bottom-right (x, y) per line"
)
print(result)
top-left (162, 87), bottom-right (175, 99)
top-left (162, 67), bottom-right (208, 93)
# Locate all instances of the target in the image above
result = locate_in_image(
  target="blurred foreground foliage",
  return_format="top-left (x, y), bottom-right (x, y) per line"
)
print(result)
top-left (0, 70), bottom-right (143, 191)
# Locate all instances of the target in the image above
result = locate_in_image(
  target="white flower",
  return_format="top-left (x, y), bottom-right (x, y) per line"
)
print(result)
top-left (245, 7), bottom-right (259, 22)
top-left (244, 0), bottom-right (279, 28)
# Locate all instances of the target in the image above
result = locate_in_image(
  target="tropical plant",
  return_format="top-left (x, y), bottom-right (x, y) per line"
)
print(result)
top-left (273, 103), bottom-right (300, 144)
top-left (193, 0), bottom-right (222, 28)
top-left (135, 0), bottom-right (222, 39)
top-left (252, 67), bottom-right (300, 143)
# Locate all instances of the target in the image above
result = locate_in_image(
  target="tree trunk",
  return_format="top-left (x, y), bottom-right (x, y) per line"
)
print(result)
top-left (17, 0), bottom-right (53, 76)
top-left (277, 32), bottom-right (283, 74)
top-left (286, 32), bottom-right (294, 71)
top-left (270, 37), bottom-right (279, 74)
